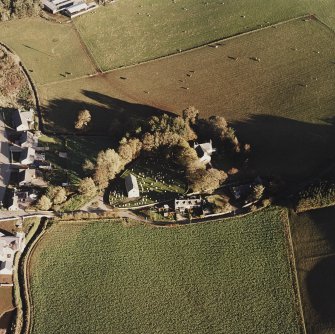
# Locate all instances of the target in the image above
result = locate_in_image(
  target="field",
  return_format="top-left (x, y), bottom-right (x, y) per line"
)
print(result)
top-left (0, 18), bottom-right (96, 85)
top-left (39, 18), bottom-right (335, 179)
top-left (0, 287), bottom-right (14, 330)
top-left (290, 206), bottom-right (335, 334)
top-left (38, 135), bottom-right (113, 184)
top-left (0, 1), bottom-right (333, 84)
top-left (29, 208), bottom-right (303, 334)
top-left (74, 0), bottom-right (308, 71)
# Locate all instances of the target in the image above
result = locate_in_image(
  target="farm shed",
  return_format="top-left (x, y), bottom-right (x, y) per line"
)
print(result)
top-left (12, 109), bottom-right (35, 132)
top-left (125, 174), bottom-right (140, 198)
top-left (41, 0), bottom-right (77, 14)
top-left (64, 1), bottom-right (98, 17)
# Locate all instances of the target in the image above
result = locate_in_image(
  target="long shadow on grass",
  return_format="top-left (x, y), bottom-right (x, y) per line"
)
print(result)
top-left (231, 115), bottom-right (335, 181)
top-left (292, 206), bottom-right (335, 333)
top-left (41, 90), bottom-right (168, 138)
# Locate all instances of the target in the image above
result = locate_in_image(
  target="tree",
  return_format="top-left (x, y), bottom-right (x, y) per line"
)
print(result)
top-left (182, 106), bottom-right (199, 124)
top-left (78, 177), bottom-right (97, 197)
top-left (94, 167), bottom-right (109, 190)
top-left (187, 168), bottom-right (227, 193)
top-left (118, 138), bottom-right (142, 166)
top-left (82, 159), bottom-right (95, 172)
top-left (47, 186), bottom-right (67, 205)
top-left (94, 149), bottom-right (122, 189)
top-left (37, 195), bottom-right (52, 211)
top-left (251, 184), bottom-right (265, 201)
top-left (75, 109), bottom-right (91, 130)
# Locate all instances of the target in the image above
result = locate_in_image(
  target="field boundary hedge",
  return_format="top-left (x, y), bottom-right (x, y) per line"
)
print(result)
top-left (283, 210), bottom-right (307, 334)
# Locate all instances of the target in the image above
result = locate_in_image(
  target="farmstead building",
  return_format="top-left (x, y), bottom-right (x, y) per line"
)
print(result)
top-left (12, 109), bottom-right (35, 132)
top-left (0, 232), bottom-right (25, 278)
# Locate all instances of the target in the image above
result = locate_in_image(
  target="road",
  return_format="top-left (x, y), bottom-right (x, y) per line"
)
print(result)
top-left (0, 114), bottom-right (10, 205)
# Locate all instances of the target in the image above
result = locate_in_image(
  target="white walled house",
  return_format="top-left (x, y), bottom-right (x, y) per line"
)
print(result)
top-left (125, 174), bottom-right (140, 198)
top-left (20, 147), bottom-right (36, 165)
top-left (13, 109), bottom-right (35, 132)
top-left (18, 169), bottom-right (36, 186)
top-left (194, 140), bottom-right (216, 164)
top-left (0, 232), bottom-right (25, 277)
top-left (19, 131), bottom-right (38, 148)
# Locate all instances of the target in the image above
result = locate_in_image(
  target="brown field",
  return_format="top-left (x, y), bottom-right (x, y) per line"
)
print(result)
top-left (39, 18), bottom-right (335, 180)
top-left (0, 287), bottom-right (14, 330)
top-left (0, 220), bottom-right (18, 235)
top-left (290, 206), bottom-right (335, 334)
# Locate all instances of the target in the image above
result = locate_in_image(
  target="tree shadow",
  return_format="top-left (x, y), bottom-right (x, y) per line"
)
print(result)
top-left (307, 257), bottom-right (335, 328)
top-left (40, 90), bottom-right (168, 138)
top-left (291, 206), bottom-right (335, 333)
top-left (231, 115), bottom-right (335, 182)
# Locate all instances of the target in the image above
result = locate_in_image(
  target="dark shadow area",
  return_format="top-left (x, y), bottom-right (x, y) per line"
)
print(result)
top-left (41, 90), bottom-right (169, 140)
top-left (290, 206), bottom-right (335, 333)
top-left (0, 309), bottom-right (14, 330)
top-left (231, 115), bottom-right (335, 182)
top-left (307, 257), bottom-right (335, 324)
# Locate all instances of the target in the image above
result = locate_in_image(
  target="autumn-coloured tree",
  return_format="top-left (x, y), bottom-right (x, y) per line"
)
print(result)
top-left (75, 109), bottom-right (91, 130)
top-left (37, 195), bottom-right (52, 211)
top-left (78, 177), bottom-right (97, 197)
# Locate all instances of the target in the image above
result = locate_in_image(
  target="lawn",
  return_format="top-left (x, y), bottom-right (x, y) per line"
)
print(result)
top-left (0, 18), bottom-right (97, 85)
top-left (73, 0), bottom-right (308, 71)
top-left (29, 208), bottom-right (303, 334)
top-left (38, 134), bottom-right (113, 185)
top-left (289, 206), bottom-right (335, 334)
top-left (40, 18), bottom-right (335, 180)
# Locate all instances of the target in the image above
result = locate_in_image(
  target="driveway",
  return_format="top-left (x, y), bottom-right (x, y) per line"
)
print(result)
top-left (0, 114), bottom-right (10, 204)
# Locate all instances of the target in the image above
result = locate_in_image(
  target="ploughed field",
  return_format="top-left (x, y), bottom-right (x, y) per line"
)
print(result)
top-left (290, 206), bottom-right (335, 334)
top-left (29, 209), bottom-right (303, 334)
top-left (39, 18), bottom-right (335, 179)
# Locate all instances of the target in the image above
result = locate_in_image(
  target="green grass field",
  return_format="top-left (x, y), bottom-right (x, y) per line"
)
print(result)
top-left (0, 1), bottom-right (334, 83)
top-left (29, 208), bottom-right (303, 334)
top-left (0, 18), bottom-right (96, 84)
top-left (290, 206), bottom-right (335, 334)
top-left (74, 0), bottom-right (308, 70)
